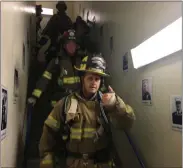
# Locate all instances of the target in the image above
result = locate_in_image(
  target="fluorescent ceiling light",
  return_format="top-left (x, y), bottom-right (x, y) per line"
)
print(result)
top-left (24, 7), bottom-right (35, 14)
top-left (131, 17), bottom-right (182, 69)
top-left (42, 8), bottom-right (53, 15)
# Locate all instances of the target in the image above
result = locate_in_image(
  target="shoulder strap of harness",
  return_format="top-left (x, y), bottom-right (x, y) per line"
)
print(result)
top-left (97, 91), bottom-right (114, 161)
top-left (97, 91), bottom-right (109, 125)
top-left (62, 93), bottom-right (79, 124)
top-left (62, 96), bottom-right (68, 124)
top-left (61, 94), bottom-right (78, 143)
top-left (63, 91), bottom-right (109, 124)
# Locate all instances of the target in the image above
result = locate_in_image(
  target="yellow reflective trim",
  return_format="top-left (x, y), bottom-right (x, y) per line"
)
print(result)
top-left (108, 159), bottom-right (115, 167)
top-left (71, 128), bottom-right (96, 133)
top-left (82, 56), bottom-right (88, 62)
top-left (43, 71), bottom-right (52, 80)
top-left (70, 135), bottom-right (81, 140)
top-left (42, 159), bottom-right (53, 165)
top-left (45, 115), bottom-right (60, 131)
top-left (32, 89), bottom-right (42, 98)
top-left (76, 77), bottom-right (80, 82)
top-left (70, 134), bottom-right (94, 140)
top-left (84, 128), bottom-right (96, 132)
top-left (62, 135), bottom-right (68, 140)
top-left (63, 77), bottom-right (80, 84)
top-left (41, 153), bottom-right (53, 165)
top-left (87, 67), bottom-right (104, 73)
top-left (126, 105), bottom-right (134, 114)
top-left (108, 161), bottom-right (112, 166)
top-left (70, 128), bottom-right (96, 140)
top-left (80, 63), bottom-right (86, 70)
top-left (51, 101), bottom-right (57, 107)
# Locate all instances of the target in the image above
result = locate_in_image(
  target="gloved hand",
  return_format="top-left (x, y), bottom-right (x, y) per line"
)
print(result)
top-left (40, 154), bottom-right (54, 168)
top-left (101, 86), bottom-right (116, 107)
top-left (28, 97), bottom-right (37, 106)
top-left (40, 162), bottom-right (54, 168)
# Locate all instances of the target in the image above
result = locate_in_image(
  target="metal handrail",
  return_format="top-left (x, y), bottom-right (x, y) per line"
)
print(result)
top-left (124, 131), bottom-right (146, 168)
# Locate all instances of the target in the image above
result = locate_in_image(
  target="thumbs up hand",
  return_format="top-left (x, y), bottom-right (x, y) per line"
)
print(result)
top-left (102, 86), bottom-right (116, 106)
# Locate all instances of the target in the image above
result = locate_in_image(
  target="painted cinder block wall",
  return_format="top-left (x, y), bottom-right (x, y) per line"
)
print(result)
top-left (1, 1), bottom-right (36, 167)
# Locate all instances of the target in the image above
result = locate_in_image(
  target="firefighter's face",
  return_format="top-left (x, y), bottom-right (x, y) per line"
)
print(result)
top-left (82, 72), bottom-right (101, 95)
top-left (65, 40), bottom-right (77, 56)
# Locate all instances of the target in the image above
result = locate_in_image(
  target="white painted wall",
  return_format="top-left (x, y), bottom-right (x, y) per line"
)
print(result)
top-left (40, 15), bottom-right (51, 31)
top-left (73, 1), bottom-right (182, 168)
top-left (1, 1), bottom-right (36, 167)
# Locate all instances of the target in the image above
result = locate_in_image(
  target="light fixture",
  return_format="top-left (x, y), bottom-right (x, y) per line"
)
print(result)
top-left (42, 7), bottom-right (53, 16)
top-left (131, 17), bottom-right (182, 69)
top-left (24, 7), bottom-right (35, 14)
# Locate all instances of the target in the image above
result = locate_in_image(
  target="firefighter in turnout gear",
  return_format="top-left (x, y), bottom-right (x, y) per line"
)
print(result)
top-left (73, 16), bottom-right (99, 54)
top-left (37, 1), bottom-right (73, 63)
top-left (39, 53), bottom-right (136, 168)
top-left (28, 29), bottom-right (83, 108)
top-left (36, 5), bottom-right (43, 42)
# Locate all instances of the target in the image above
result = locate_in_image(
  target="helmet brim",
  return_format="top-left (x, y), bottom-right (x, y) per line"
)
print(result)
top-left (74, 66), bottom-right (109, 77)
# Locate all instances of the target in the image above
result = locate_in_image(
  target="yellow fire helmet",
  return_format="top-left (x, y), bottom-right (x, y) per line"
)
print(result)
top-left (74, 53), bottom-right (109, 77)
